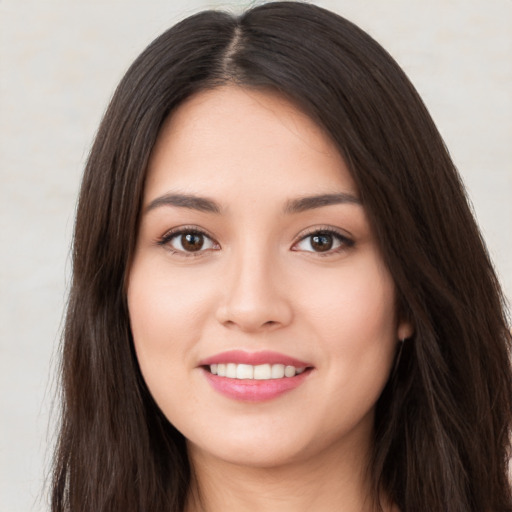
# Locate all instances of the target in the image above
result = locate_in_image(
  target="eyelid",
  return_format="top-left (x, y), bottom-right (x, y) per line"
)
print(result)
top-left (156, 224), bottom-right (353, 256)
top-left (291, 226), bottom-right (355, 253)
top-left (157, 225), bottom-right (220, 255)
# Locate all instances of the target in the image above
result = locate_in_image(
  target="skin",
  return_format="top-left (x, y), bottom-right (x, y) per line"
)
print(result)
top-left (127, 85), bottom-right (412, 512)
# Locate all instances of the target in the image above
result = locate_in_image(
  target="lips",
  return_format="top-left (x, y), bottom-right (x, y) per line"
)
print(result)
top-left (199, 350), bottom-right (313, 402)
top-left (199, 350), bottom-right (311, 368)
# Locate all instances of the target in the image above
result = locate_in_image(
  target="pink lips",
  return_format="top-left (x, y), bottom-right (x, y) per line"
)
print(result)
top-left (199, 350), bottom-right (313, 402)
top-left (199, 350), bottom-right (310, 367)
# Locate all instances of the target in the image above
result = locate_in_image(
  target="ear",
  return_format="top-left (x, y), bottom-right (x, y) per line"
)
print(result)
top-left (397, 319), bottom-right (414, 341)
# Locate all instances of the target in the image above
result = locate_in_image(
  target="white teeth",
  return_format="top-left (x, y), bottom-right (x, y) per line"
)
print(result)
top-left (236, 364), bottom-right (254, 379)
top-left (226, 363), bottom-right (237, 378)
top-left (209, 363), bottom-right (306, 380)
top-left (271, 364), bottom-right (285, 378)
top-left (254, 364), bottom-right (271, 380)
top-left (284, 365), bottom-right (296, 377)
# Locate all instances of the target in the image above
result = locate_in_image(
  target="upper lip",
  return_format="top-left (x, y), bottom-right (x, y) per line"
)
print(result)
top-left (198, 350), bottom-right (312, 367)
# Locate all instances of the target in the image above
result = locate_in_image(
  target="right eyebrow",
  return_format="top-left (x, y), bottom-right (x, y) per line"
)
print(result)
top-left (284, 192), bottom-right (361, 214)
top-left (144, 193), bottom-right (222, 214)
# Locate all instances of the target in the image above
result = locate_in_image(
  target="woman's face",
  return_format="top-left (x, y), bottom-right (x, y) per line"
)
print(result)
top-left (128, 86), bottom-right (412, 468)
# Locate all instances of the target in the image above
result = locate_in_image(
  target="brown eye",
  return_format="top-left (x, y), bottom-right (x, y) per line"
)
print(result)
top-left (181, 232), bottom-right (204, 252)
top-left (310, 233), bottom-right (333, 252)
top-left (293, 229), bottom-right (353, 254)
top-left (161, 229), bottom-right (217, 254)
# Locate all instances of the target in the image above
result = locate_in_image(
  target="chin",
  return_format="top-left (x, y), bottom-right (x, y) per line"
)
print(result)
top-left (187, 435), bottom-right (312, 469)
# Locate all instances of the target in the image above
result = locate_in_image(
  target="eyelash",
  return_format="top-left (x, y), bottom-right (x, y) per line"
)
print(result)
top-left (157, 226), bottom-right (354, 257)
top-left (292, 227), bottom-right (355, 256)
top-left (157, 226), bottom-right (219, 257)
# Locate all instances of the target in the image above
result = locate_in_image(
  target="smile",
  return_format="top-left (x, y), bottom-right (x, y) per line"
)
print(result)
top-left (200, 351), bottom-right (313, 402)
top-left (209, 363), bottom-right (305, 380)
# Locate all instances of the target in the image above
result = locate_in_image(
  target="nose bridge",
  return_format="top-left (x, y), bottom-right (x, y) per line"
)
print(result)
top-left (217, 238), bottom-right (292, 331)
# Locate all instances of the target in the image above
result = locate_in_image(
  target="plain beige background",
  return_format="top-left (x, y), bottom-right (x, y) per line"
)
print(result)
top-left (1, 1), bottom-right (511, 510)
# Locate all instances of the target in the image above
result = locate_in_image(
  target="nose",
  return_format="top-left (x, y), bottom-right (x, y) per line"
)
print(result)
top-left (215, 248), bottom-right (293, 333)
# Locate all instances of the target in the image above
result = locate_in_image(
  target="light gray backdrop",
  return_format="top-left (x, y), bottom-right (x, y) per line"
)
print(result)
top-left (1, 1), bottom-right (511, 511)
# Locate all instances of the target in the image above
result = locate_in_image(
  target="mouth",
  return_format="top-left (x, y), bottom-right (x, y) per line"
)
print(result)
top-left (205, 363), bottom-right (308, 380)
top-left (199, 350), bottom-right (314, 402)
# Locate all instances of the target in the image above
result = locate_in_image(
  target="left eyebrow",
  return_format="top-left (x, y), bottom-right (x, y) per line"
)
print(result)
top-left (284, 193), bottom-right (361, 214)
top-left (144, 193), bottom-right (222, 214)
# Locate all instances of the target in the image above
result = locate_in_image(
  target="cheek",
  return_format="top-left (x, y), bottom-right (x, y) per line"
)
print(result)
top-left (296, 253), bottom-right (398, 385)
top-left (126, 259), bottom-right (218, 423)
top-left (304, 257), bottom-right (395, 323)
top-left (129, 255), bottom-right (210, 331)
top-left (296, 259), bottom-right (398, 438)
top-left (127, 258), bottom-right (213, 378)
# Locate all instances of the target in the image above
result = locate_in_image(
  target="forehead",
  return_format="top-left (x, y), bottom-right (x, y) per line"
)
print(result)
top-left (144, 85), bottom-right (357, 203)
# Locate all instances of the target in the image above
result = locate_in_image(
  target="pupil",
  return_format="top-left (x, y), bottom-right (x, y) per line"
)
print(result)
top-left (182, 233), bottom-right (203, 251)
top-left (311, 234), bottom-right (333, 252)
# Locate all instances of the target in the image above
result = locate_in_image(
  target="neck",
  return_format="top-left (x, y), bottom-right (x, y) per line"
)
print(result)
top-left (184, 432), bottom-right (392, 512)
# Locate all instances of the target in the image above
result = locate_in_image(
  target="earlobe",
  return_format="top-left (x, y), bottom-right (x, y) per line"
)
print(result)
top-left (397, 320), bottom-right (414, 341)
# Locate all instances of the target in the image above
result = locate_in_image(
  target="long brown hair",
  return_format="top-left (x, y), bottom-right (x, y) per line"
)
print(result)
top-left (52, 2), bottom-right (512, 511)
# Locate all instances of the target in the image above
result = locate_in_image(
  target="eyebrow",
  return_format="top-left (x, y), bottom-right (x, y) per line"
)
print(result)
top-left (144, 191), bottom-right (361, 215)
top-left (284, 193), bottom-right (361, 213)
top-left (145, 193), bottom-right (221, 214)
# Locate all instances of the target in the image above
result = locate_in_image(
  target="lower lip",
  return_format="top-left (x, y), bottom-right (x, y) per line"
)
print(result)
top-left (203, 368), bottom-right (311, 402)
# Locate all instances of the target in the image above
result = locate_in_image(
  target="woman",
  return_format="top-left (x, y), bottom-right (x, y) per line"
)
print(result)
top-left (51, 2), bottom-right (512, 511)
